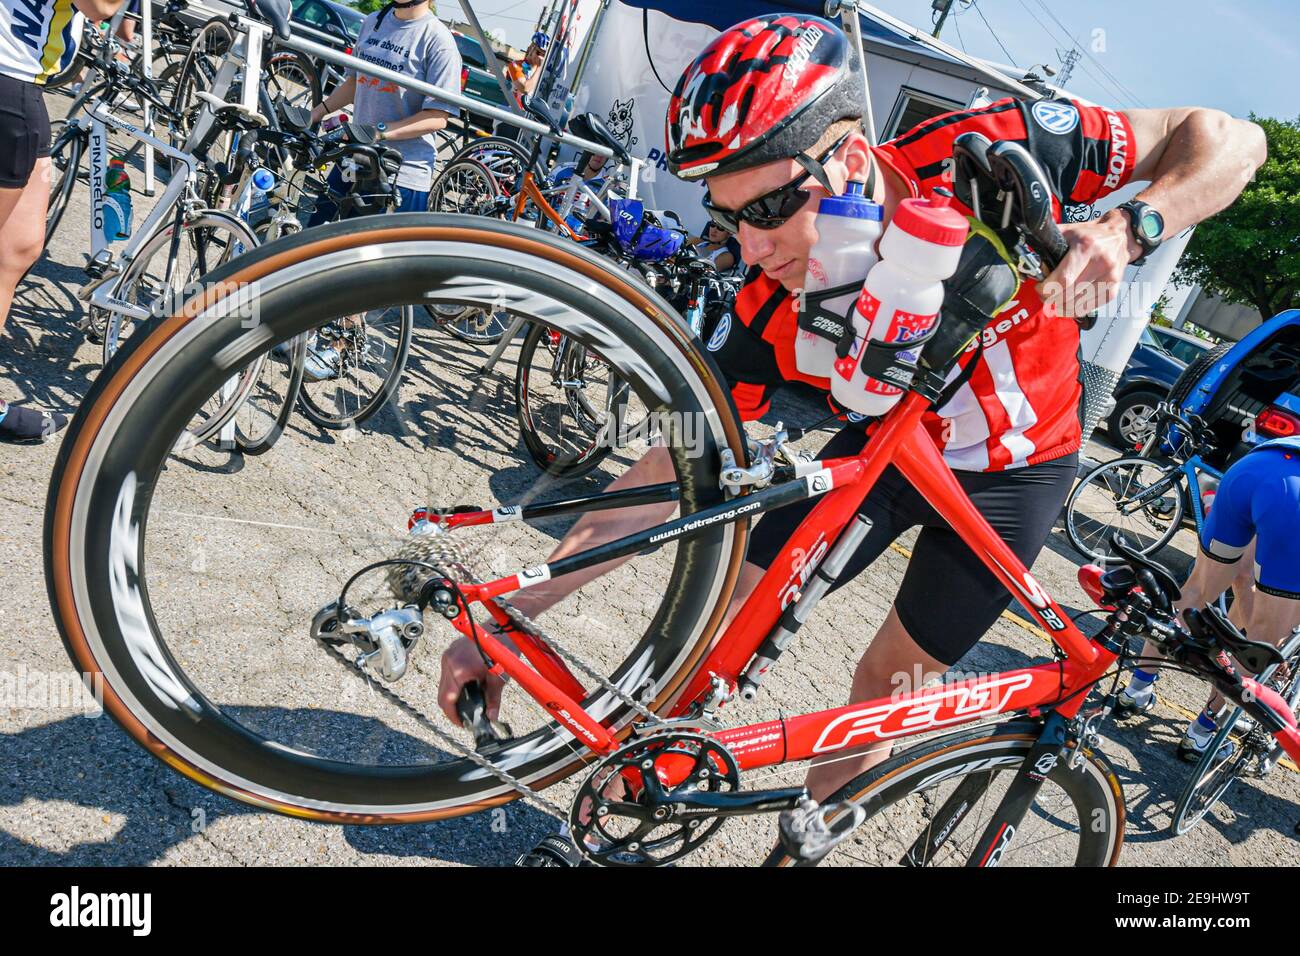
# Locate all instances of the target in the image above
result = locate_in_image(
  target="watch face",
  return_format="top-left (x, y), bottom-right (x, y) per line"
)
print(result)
top-left (1138, 208), bottom-right (1164, 240)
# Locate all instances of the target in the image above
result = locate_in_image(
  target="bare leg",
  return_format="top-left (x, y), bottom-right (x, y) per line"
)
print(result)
top-left (804, 607), bottom-right (947, 801)
top-left (0, 158), bottom-right (50, 329)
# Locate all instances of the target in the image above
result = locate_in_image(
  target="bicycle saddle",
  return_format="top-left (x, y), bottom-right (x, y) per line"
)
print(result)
top-left (523, 95), bottom-right (561, 134)
top-left (952, 131), bottom-right (1069, 275)
top-left (245, 0), bottom-right (292, 40)
top-left (568, 112), bottom-right (630, 164)
top-left (1108, 532), bottom-right (1182, 611)
top-left (1184, 606), bottom-right (1285, 675)
top-left (276, 99), bottom-right (312, 133)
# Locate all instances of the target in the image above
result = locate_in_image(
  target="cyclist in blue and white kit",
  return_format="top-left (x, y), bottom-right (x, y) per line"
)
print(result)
top-left (1119, 436), bottom-right (1300, 759)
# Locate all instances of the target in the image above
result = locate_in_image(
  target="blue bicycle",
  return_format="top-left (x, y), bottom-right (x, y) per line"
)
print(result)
top-left (1065, 404), bottom-right (1222, 564)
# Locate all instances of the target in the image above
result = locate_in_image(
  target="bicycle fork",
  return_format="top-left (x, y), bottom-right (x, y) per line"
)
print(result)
top-left (953, 712), bottom-right (1070, 867)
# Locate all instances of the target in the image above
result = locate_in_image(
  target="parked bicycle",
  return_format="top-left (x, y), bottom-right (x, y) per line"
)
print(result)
top-left (1065, 403), bottom-right (1223, 565)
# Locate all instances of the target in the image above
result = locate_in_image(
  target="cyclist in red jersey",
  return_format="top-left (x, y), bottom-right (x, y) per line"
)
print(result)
top-left (440, 16), bottom-right (1266, 854)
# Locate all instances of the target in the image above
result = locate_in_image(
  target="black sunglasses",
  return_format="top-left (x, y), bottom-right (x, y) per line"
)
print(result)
top-left (702, 130), bottom-right (852, 232)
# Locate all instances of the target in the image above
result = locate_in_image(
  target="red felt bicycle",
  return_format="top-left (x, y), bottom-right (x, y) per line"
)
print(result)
top-left (46, 145), bottom-right (1300, 867)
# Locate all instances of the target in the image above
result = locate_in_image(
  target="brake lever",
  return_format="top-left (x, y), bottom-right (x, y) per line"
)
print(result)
top-left (985, 140), bottom-right (1070, 275)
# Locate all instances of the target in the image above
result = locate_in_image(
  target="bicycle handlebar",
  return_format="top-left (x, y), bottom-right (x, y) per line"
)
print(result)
top-left (1080, 534), bottom-right (1300, 765)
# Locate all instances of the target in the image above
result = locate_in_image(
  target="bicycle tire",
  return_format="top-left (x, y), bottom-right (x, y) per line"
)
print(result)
top-left (44, 121), bottom-right (83, 249)
top-left (447, 135), bottom-right (534, 186)
top-left (46, 214), bottom-right (750, 822)
top-left (234, 332), bottom-right (308, 455)
top-left (762, 720), bottom-right (1125, 867)
top-left (1168, 341), bottom-right (1234, 411)
top-left (294, 305), bottom-right (414, 430)
top-left (1065, 455), bottom-right (1186, 565)
top-left (430, 157), bottom-right (501, 216)
top-left (1170, 629), bottom-right (1300, 835)
top-left (266, 49), bottom-right (322, 112)
top-left (169, 16), bottom-right (235, 159)
top-left (102, 210), bottom-right (263, 447)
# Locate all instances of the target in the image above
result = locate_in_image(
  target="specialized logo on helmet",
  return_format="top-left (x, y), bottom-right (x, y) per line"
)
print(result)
top-left (786, 24), bottom-right (824, 78)
top-left (666, 15), bottom-right (854, 179)
top-left (1030, 100), bottom-right (1079, 135)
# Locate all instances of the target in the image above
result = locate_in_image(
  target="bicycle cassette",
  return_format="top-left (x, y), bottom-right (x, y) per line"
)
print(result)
top-left (385, 522), bottom-right (475, 604)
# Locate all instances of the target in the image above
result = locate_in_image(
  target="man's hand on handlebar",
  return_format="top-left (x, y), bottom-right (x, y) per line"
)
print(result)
top-left (1040, 210), bottom-right (1144, 319)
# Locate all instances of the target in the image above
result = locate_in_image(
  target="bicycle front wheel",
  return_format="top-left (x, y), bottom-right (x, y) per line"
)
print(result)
top-left (1065, 456), bottom-right (1186, 564)
top-left (1171, 629), bottom-right (1300, 835)
top-left (46, 213), bottom-right (750, 822)
top-left (762, 720), bottom-right (1125, 867)
top-left (295, 306), bottom-right (413, 430)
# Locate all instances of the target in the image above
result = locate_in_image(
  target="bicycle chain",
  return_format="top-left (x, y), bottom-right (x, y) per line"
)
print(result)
top-left (310, 525), bottom-right (668, 820)
top-left (314, 637), bottom-right (567, 820)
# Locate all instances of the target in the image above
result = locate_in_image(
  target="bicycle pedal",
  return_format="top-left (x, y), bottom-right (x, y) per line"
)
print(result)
top-left (778, 796), bottom-right (867, 862)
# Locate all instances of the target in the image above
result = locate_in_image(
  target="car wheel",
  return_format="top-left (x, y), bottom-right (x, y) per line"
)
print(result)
top-left (1108, 388), bottom-right (1165, 450)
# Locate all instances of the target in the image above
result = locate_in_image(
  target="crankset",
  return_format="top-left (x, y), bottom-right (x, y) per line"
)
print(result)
top-left (568, 732), bottom-right (806, 867)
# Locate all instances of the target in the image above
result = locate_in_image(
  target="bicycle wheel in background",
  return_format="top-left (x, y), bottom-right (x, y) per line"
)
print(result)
top-left (103, 211), bottom-right (262, 447)
top-left (430, 158), bottom-right (500, 215)
top-left (1171, 629), bottom-right (1300, 835)
top-left (43, 120), bottom-right (84, 248)
top-left (46, 213), bottom-right (749, 822)
top-left (169, 16), bottom-right (234, 152)
top-left (266, 49), bottom-right (322, 112)
top-left (1065, 456), bottom-right (1186, 565)
top-left (762, 720), bottom-right (1125, 867)
top-left (295, 306), bottom-right (414, 430)
top-left (447, 135), bottom-right (532, 188)
top-left (515, 321), bottom-right (650, 479)
top-left (103, 212), bottom-right (257, 366)
top-left (234, 333), bottom-right (307, 455)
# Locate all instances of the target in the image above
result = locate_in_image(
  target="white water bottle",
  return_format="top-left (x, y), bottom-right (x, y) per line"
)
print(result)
top-left (795, 181), bottom-right (883, 378)
top-left (831, 191), bottom-right (967, 416)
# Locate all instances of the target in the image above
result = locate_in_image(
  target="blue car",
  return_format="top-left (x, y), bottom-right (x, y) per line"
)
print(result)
top-left (1106, 325), bottom-right (1211, 448)
top-left (1172, 308), bottom-right (1300, 469)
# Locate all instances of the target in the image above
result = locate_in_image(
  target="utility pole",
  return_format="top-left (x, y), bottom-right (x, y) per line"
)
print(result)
top-left (1056, 46), bottom-right (1081, 87)
top-left (931, 0), bottom-right (955, 38)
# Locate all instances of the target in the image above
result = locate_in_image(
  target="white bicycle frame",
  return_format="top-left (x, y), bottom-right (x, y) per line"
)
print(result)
top-left (81, 99), bottom-right (201, 322)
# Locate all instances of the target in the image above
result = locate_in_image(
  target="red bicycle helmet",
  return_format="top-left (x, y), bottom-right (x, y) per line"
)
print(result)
top-left (666, 14), bottom-right (865, 180)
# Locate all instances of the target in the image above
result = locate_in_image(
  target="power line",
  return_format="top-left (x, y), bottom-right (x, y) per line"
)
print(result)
top-left (1011, 0), bottom-right (1136, 107)
top-left (972, 0), bottom-right (1018, 66)
top-left (1032, 0), bottom-right (1148, 107)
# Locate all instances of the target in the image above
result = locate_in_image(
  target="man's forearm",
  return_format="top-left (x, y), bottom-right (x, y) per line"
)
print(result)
top-left (1128, 108), bottom-right (1267, 237)
top-left (382, 109), bottom-right (451, 141)
top-left (311, 77), bottom-right (357, 123)
top-left (506, 445), bottom-right (678, 619)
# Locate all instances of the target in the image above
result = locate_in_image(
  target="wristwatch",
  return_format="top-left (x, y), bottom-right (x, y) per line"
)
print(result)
top-left (375, 122), bottom-right (387, 142)
top-left (1116, 199), bottom-right (1165, 266)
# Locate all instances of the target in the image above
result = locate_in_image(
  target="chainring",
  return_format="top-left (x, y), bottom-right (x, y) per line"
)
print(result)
top-left (569, 732), bottom-right (740, 867)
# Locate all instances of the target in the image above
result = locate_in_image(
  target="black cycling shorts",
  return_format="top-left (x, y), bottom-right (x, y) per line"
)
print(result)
top-left (745, 425), bottom-right (1078, 666)
top-left (0, 74), bottom-right (52, 189)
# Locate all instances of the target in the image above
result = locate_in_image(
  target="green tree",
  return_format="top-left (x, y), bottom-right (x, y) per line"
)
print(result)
top-left (1173, 115), bottom-right (1300, 322)
top-left (348, 0), bottom-right (386, 13)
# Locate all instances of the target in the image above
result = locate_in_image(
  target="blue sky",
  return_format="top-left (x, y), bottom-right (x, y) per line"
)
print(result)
top-left (445, 0), bottom-right (1299, 120)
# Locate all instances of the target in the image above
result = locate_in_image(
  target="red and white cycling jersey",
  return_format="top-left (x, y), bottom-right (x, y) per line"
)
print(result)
top-left (705, 97), bottom-right (1137, 472)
